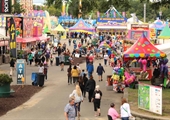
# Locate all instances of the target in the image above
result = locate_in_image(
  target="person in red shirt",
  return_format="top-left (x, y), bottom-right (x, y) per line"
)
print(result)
top-left (78, 42), bottom-right (82, 48)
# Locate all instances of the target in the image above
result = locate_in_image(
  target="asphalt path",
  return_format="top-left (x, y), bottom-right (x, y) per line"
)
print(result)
top-left (0, 39), bottom-right (123, 120)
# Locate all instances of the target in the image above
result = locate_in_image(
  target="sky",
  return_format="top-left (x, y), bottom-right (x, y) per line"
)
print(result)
top-left (33, 0), bottom-right (45, 5)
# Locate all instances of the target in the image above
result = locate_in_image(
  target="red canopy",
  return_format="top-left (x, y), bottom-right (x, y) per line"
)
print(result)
top-left (123, 34), bottom-right (166, 58)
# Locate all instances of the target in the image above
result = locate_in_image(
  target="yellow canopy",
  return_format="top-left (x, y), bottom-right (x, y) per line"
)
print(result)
top-left (53, 24), bottom-right (65, 31)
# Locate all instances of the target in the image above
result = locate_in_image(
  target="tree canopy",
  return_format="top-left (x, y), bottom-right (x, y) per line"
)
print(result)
top-left (44, 0), bottom-right (170, 22)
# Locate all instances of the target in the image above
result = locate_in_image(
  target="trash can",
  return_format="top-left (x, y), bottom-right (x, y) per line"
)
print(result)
top-left (31, 72), bottom-right (39, 86)
top-left (64, 56), bottom-right (69, 65)
top-left (37, 73), bottom-right (44, 87)
top-left (56, 57), bottom-right (59, 66)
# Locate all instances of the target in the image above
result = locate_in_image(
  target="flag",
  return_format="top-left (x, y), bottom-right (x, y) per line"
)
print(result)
top-left (113, 12), bottom-right (116, 18)
top-left (97, 11), bottom-right (100, 18)
top-left (9, 17), bottom-right (17, 58)
top-left (122, 12), bottom-right (126, 17)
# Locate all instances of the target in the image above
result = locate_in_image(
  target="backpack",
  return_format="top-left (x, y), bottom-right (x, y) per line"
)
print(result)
top-left (95, 91), bottom-right (101, 99)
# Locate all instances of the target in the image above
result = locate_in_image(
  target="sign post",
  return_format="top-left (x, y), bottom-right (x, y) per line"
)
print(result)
top-left (16, 59), bottom-right (26, 84)
top-left (138, 83), bottom-right (162, 115)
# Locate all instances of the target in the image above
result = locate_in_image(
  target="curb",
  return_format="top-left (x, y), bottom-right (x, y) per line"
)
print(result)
top-left (123, 88), bottom-right (170, 120)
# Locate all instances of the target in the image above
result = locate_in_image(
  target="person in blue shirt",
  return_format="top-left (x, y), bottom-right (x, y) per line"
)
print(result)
top-left (87, 62), bottom-right (94, 78)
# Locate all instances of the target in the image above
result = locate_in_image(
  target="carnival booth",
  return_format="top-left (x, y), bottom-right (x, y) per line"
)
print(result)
top-left (153, 19), bottom-right (165, 37)
top-left (123, 34), bottom-right (166, 81)
top-left (158, 24), bottom-right (170, 44)
top-left (127, 24), bottom-right (150, 40)
top-left (51, 24), bottom-right (66, 39)
top-left (69, 18), bottom-right (95, 33)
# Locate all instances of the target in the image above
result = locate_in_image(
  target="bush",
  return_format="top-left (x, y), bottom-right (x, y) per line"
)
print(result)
top-left (0, 74), bottom-right (13, 86)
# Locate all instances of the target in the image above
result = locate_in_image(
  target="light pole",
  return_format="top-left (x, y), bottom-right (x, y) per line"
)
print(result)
top-left (144, 3), bottom-right (146, 23)
top-left (159, 11), bottom-right (162, 20)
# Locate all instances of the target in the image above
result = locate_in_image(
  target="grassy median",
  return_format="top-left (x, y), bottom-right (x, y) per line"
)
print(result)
top-left (128, 81), bottom-right (170, 118)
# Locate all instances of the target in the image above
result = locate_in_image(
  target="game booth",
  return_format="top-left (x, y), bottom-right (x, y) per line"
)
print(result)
top-left (69, 18), bottom-right (95, 35)
top-left (127, 24), bottom-right (150, 40)
top-left (96, 6), bottom-right (127, 38)
top-left (123, 34), bottom-right (168, 86)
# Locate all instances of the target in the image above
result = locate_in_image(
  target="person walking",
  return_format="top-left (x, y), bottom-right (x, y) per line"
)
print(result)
top-left (108, 103), bottom-right (120, 120)
top-left (70, 85), bottom-right (83, 118)
top-left (83, 74), bottom-right (88, 97)
top-left (120, 98), bottom-right (132, 120)
top-left (44, 62), bottom-right (48, 80)
top-left (10, 58), bottom-right (15, 76)
top-left (104, 53), bottom-right (109, 66)
top-left (87, 62), bottom-right (94, 78)
top-left (38, 63), bottom-right (44, 73)
top-left (50, 54), bottom-right (54, 66)
top-left (85, 75), bottom-right (96, 102)
top-left (59, 53), bottom-right (65, 71)
top-left (71, 65), bottom-right (79, 85)
top-left (64, 98), bottom-right (76, 120)
top-left (68, 39), bottom-right (71, 46)
top-left (92, 85), bottom-right (102, 117)
top-left (28, 52), bottom-right (33, 66)
top-left (96, 63), bottom-right (105, 82)
top-left (67, 65), bottom-right (72, 85)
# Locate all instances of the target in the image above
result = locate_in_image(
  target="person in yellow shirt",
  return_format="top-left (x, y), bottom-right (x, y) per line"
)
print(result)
top-left (71, 65), bottom-right (80, 85)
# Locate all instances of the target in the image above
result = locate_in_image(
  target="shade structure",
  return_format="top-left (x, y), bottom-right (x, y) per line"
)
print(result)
top-left (69, 18), bottom-right (95, 32)
top-left (158, 24), bottom-right (170, 39)
top-left (123, 34), bottom-right (166, 58)
top-left (53, 24), bottom-right (65, 31)
top-left (0, 34), bottom-right (9, 40)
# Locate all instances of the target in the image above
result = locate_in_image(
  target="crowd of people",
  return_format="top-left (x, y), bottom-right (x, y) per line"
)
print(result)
top-left (63, 33), bottom-right (134, 120)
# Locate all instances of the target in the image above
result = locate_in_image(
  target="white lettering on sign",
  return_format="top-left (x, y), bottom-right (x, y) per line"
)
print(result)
top-left (18, 64), bottom-right (23, 79)
top-left (4, 0), bottom-right (9, 12)
top-left (18, 74), bottom-right (23, 78)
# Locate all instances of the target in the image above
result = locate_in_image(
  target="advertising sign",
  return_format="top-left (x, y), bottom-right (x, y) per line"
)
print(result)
top-left (0, 0), bottom-right (11, 14)
top-left (130, 30), bottom-right (149, 40)
top-left (138, 83), bottom-right (162, 115)
top-left (23, 18), bottom-right (33, 37)
top-left (16, 59), bottom-right (26, 84)
top-left (8, 17), bottom-right (17, 58)
top-left (131, 24), bottom-right (149, 30)
top-left (6, 17), bottom-right (24, 38)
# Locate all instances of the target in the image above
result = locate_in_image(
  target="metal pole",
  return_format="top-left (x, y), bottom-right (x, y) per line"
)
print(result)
top-left (144, 3), bottom-right (146, 23)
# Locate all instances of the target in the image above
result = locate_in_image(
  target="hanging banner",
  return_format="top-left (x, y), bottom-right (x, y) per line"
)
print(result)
top-left (138, 83), bottom-right (162, 115)
top-left (16, 59), bottom-right (26, 84)
top-left (0, 0), bottom-right (11, 14)
top-left (8, 17), bottom-right (17, 58)
top-left (6, 17), bottom-right (24, 38)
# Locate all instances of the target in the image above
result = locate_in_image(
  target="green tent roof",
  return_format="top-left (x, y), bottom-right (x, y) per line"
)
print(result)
top-left (158, 24), bottom-right (170, 39)
top-left (43, 27), bottom-right (50, 33)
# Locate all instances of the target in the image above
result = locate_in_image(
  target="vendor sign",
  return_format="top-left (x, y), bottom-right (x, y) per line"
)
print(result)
top-left (16, 59), bottom-right (26, 84)
top-left (8, 17), bottom-right (17, 58)
top-left (6, 17), bottom-right (23, 37)
top-left (0, 0), bottom-right (11, 14)
top-left (138, 83), bottom-right (162, 115)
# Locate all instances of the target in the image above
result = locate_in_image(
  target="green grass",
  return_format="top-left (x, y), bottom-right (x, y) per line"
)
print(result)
top-left (128, 81), bottom-right (170, 117)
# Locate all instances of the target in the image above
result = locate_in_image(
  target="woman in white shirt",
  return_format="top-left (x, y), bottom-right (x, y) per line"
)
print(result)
top-left (120, 98), bottom-right (132, 120)
top-left (69, 85), bottom-right (83, 118)
top-left (104, 53), bottom-right (109, 66)
top-left (38, 63), bottom-right (44, 73)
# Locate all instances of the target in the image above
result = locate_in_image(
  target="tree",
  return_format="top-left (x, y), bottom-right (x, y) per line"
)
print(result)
top-left (11, 2), bottom-right (26, 14)
top-left (47, 5), bottom-right (58, 16)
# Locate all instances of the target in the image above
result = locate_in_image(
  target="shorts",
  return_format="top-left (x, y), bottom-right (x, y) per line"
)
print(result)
top-left (60, 61), bottom-right (64, 64)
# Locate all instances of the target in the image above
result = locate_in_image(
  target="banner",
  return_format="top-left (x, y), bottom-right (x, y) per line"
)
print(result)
top-left (9, 17), bottom-right (17, 58)
top-left (6, 17), bottom-right (24, 38)
top-left (16, 59), bottom-right (26, 84)
top-left (138, 83), bottom-right (162, 115)
top-left (0, 0), bottom-right (11, 14)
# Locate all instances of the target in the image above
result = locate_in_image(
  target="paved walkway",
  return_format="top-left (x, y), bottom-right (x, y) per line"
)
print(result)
top-left (0, 40), bottom-right (123, 120)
